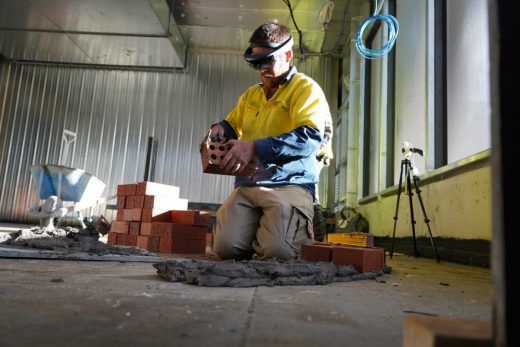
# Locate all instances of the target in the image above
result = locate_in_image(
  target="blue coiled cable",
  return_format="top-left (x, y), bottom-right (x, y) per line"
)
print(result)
top-left (356, 14), bottom-right (399, 59)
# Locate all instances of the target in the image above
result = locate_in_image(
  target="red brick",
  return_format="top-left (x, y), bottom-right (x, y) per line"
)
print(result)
top-left (141, 208), bottom-right (170, 223)
top-left (129, 222), bottom-right (140, 235)
top-left (116, 209), bottom-right (124, 221)
top-left (116, 234), bottom-right (138, 247)
top-left (136, 235), bottom-right (159, 252)
top-left (140, 222), bottom-right (152, 236)
top-left (331, 246), bottom-right (385, 272)
top-left (171, 210), bottom-right (210, 226)
top-left (118, 183), bottom-right (136, 196)
top-left (151, 222), bottom-right (173, 238)
top-left (171, 239), bottom-right (206, 254)
top-left (171, 224), bottom-right (207, 240)
top-left (107, 232), bottom-right (118, 245)
top-left (126, 195), bottom-right (145, 209)
top-left (136, 181), bottom-right (180, 198)
top-left (110, 221), bottom-right (129, 234)
top-left (116, 209), bottom-right (125, 221)
top-left (123, 208), bottom-right (142, 221)
top-left (300, 243), bottom-right (334, 262)
top-left (200, 139), bottom-right (258, 177)
top-left (159, 237), bottom-right (173, 253)
top-left (116, 196), bottom-right (126, 209)
top-left (125, 184), bottom-right (137, 196)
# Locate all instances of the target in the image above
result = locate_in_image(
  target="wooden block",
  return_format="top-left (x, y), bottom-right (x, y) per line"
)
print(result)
top-left (171, 210), bottom-right (210, 226)
top-left (123, 208), bottom-right (142, 221)
top-left (300, 243), bottom-right (334, 262)
top-left (110, 221), bottom-right (129, 234)
top-left (151, 222), bottom-right (173, 238)
top-left (129, 222), bottom-right (141, 235)
top-left (171, 224), bottom-right (207, 240)
top-left (136, 181), bottom-right (180, 198)
top-left (136, 235), bottom-right (159, 252)
top-left (171, 239), bottom-right (206, 254)
top-left (116, 196), bottom-right (126, 209)
top-left (107, 232), bottom-right (118, 245)
top-left (140, 222), bottom-right (152, 236)
top-left (143, 195), bottom-right (188, 210)
top-left (116, 209), bottom-right (124, 221)
top-left (159, 237), bottom-right (173, 253)
top-left (331, 246), bottom-right (385, 272)
top-left (403, 314), bottom-right (492, 347)
top-left (141, 209), bottom-right (171, 223)
top-left (327, 232), bottom-right (374, 247)
top-left (200, 139), bottom-right (258, 177)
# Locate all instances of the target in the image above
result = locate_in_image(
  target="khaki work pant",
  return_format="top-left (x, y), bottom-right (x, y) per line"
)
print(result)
top-left (212, 185), bottom-right (314, 260)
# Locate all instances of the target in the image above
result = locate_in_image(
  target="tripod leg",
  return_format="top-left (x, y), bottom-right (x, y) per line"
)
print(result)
top-left (406, 162), bottom-right (419, 258)
top-left (390, 161), bottom-right (405, 258)
top-left (413, 176), bottom-right (441, 263)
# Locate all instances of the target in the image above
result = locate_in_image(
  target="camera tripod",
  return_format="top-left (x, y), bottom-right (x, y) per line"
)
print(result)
top-left (390, 157), bottom-right (441, 262)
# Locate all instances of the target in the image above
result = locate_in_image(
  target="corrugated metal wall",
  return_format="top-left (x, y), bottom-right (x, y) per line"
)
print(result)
top-left (0, 52), bottom-right (336, 223)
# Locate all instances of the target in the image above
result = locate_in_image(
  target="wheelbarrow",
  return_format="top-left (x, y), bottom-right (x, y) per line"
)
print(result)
top-left (28, 164), bottom-right (111, 229)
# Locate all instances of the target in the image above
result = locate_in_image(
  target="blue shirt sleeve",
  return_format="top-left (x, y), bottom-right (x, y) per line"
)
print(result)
top-left (254, 125), bottom-right (322, 165)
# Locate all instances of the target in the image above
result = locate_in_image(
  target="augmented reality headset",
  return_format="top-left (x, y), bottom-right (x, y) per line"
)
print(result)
top-left (243, 36), bottom-right (294, 70)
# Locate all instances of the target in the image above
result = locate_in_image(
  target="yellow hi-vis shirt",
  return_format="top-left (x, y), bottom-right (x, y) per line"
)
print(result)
top-left (220, 67), bottom-right (333, 196)
top-left (224, 70), bottom-right (334, 162)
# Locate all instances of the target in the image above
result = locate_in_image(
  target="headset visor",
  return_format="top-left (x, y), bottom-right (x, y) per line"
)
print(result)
top-left (243, 36), bottom-right (293, 70)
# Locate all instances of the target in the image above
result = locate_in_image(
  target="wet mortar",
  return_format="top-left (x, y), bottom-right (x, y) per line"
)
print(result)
top-left (0, 226), bottom-right (153, 257)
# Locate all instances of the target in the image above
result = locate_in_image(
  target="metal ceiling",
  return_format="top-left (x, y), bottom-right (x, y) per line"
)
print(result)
top-left (172, 0), bottom-right (351, 55)
top-left (0, 0), bottom-right (186, 68)
top-left (0, 0), bottom-right (351, 68)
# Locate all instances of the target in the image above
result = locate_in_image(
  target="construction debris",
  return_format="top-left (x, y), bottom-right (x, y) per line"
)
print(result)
top-left (153, 258), bottom-right (387, 287)
top-left (0, 226), bottom-right (153, 257)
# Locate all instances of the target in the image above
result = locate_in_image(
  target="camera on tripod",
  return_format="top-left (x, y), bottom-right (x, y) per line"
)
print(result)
top-left (401, 142), bottom-right (422, 178)
top-left (391, 141), bottom-right (440, 262)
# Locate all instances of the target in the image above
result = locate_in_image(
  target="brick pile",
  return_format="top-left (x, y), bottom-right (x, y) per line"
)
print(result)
top-left (300, 242), bottom-right (386, 273)
top-left (107, 181), bottom-right (210, 254)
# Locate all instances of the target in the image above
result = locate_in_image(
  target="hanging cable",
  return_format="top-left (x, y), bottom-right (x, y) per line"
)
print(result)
top-left (282, 0), bottom-right (305, 59)
top-left (355, 0), bottom-right (399, 59)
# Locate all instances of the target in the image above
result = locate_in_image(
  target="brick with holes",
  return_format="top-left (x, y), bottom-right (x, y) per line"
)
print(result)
top-left (200, 138), bottom-right (257, 177)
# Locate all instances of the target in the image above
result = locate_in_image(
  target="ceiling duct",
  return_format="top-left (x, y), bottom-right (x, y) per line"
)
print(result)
top-left (0, 0), bottom-right (186, 68)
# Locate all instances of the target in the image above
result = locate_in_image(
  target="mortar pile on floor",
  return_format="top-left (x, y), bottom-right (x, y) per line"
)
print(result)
top-left (153, 258), bottom-right (388, 287)
top-left (0, 226), bottom-right (153, 257)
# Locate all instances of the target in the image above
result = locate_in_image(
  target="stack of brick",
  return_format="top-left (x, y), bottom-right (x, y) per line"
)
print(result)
top-left (107, 181), bottom-right (210, 254)
top-left (300, 242), bottom-right (386, 273)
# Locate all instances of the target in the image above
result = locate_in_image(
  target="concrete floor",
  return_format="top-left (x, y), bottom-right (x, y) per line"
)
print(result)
top-left (0, 231), bottom-right (492, 347)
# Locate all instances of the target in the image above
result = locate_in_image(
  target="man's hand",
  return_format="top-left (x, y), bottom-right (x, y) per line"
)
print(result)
top-left (220, 140), bottom-right (257, 174)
